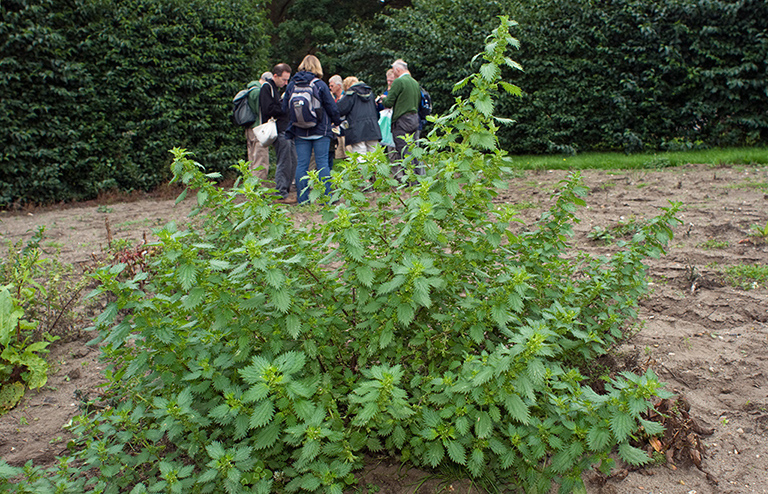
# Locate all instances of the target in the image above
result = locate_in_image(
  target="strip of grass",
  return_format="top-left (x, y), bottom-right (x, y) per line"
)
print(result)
top-left (507, 147), bottom-right (768, 171)
top-left (709, 262), bottom-right (768, 290)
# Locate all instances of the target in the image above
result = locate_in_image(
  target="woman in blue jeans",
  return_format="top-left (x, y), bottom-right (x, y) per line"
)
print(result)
top-left (282, 55), bottom-right (341, 204)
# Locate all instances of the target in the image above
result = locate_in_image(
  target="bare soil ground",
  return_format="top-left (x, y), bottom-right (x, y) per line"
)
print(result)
top-left (1, 163), bottom-right (767, 493)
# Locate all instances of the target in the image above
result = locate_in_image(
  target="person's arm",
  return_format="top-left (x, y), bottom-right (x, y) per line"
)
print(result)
top-left (260, 82), bottom-right (283, 121)
top-left (380, 79), bottom-right (401, 108)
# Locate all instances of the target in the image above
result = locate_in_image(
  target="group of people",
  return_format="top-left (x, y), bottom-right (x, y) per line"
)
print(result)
top-left (244, 55), bottom-right (422, 205)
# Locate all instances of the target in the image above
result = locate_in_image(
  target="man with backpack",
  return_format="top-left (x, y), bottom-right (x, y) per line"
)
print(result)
top-left (378, 59), bottom-right (423, 180)
top-left (260, 63), bottom-right (298, 203)
top-left (244, 71), bottom-right (272, 181)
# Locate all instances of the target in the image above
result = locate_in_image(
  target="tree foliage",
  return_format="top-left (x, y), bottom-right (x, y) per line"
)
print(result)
top-left (0, 0), bottom-right (269, 206)
top-left (2, 18), bottom-right (679, 493)
top-left (329, 0), bottom-right (768, 153)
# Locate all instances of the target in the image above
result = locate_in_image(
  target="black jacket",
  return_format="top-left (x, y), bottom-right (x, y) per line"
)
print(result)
top-left (337, 83), bottom-right (381, 146)
top-left (259, 78), bottom-right (289, 133)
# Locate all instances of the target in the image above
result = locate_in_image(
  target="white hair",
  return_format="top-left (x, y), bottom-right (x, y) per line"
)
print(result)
top-left (260, 71), bottom-right (273, 82)
top-left (329, 74), bottom-right (343, 85)
top-left (392, 59), bottom-right (408, 72)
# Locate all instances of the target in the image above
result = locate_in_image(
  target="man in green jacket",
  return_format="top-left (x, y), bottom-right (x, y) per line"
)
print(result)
top-left (379, 59), bottom-right (422, 179)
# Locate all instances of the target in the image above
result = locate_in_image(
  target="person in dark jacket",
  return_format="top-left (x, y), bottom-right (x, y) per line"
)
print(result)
top-left (282, 55), bottom-right (341, 204)
top-left (259, 63), bottom-right (297, 203)
top-left (337, 77), bottom-right (381, 156)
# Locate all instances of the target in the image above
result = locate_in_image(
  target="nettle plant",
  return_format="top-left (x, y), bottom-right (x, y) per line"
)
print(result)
top-left (6, 17), bottom-right (681, 494)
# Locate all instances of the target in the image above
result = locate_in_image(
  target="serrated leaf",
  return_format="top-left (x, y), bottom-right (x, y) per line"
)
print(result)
top-left (526, 358), bottom-right (546, 385)
top-left (392, 425), bottom-right (407, 448)
top-left (609, 411), bottom-right (635, 442)
top-left (254, 421), bottom-right (280, 450)
top-left (379, 326), bottom-right (393, 349)
top-left (472, 367), bottom-right (493, 386)
top-left (182, 287), bottom-right (206, 309)
top-left (424, 441), bottom-right (444, 467)
top-left (455, 416), bottom-right (469, 436)
top-left (586, 425), bottom-right (611, 451)
top-left (265, 268), bottom-right (285, 289)
top-left (271, 288), bottom-right (291, 313)
top-left (250, 400), bottom-right (275, 429)
top-left (445, 440), bottom-right (466, 465)
top-left (275, 351), bottom-right (305, 375)
top-left (174, 188), bottom-right (188, 205)
top-left (176, 263), bottom-right (197, 291)
top-left (480, 63), bottom-right (500, 83)
top-left (396, 303), bottom-right (414, 326)
top-left (503, 393), bottom-right (530, 425)
top-left (299, 440), bottom-right (321, 463)
top-left (469, 325), bottom-right (485, 344)
top-left (286, 314), bottom-right (301, 338)
top-left (469, 130), bottom-right (496, 150)
top-left (467, 448), bottom-right (484, 477)
top-left (474, 411), bottom-right (493, 438)
top-left (209, 259), bottom-right (230, 271)
top-left (618, 441), bottom-right (651, 466)
top-left (355, 265), bottom-right (374, 287)
top-left (353, 402), bottom-right (379, 426)
top-left (491, 304), bottom-right (508, 326)
top-left (638, 417), bottom-right (666, 436)
top-left (473, 93), bottom-right (494, 117)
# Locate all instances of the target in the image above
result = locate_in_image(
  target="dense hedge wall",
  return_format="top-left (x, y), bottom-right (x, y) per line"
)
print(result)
top-left (330, 0), bottom-right (768, 154)
top-left (0, 0), bottom-right (269, 206)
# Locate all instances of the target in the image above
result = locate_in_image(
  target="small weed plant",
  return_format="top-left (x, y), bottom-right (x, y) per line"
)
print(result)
top-left (698, 239), bottom-right (730, 250)
top-left (749, 220), bottom-right (768, 241)
top-left (0, 228), bottom-right (63, 413)
top-left (2, 18), bottom-right (680, 493)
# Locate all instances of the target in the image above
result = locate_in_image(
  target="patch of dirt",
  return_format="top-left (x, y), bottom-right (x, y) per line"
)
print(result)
top-left (1, 163), bottom-right (767, 493)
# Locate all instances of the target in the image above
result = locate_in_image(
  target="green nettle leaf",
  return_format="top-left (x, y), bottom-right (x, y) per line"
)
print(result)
top-left (353, 402), bottom-right (379, 427)
top-left (254, 421), bottom-right (281, 450)
top-left (425, 441), bottom-right (445, 467)
top-left (355, 265), bottom-right (374, 287)
top-left (396, 303), bottom-right (415, 326)
top-left (475, 411), bottom-right (493, 438)
top-left (250, 400), bottom-right (275, 429)
top-left (503, 394), bottom-right (531, 425)
top-left (618, 442), bottom-right (651, 466)
top-left (609, 411), bottom-right (635, 443)
top-left (638, 417), bottom-right (666, 436)
top-left (286, 314), bottom-right (302, 338)
top-left (480, 62), bottom-right (501, 83)
top-left (469, 130), bottom-right (497, 150)
top-left (176, 263), bottom-right (198, 291)
top-left (265, 268), bottom-right (285, 289)
top-left (586, 425), bottom-right (612, 451)
top-left (271, 288), bottom-right (291, 313)
top-left (445, 440), bottom-right (466, 465)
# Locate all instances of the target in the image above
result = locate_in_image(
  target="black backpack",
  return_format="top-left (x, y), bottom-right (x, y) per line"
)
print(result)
top-left (232, 86), bottom-right (258, 127)
top-left (418, 87), bottom-right (432, 128)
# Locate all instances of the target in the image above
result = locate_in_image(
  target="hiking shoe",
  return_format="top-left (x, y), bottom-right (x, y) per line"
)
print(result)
top-left (275, 195), bottom-right (297, 205)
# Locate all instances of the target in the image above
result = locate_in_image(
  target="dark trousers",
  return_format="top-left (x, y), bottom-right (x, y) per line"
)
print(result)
top-left (391, 112), bottom-right (422, 180)
top-left (274, 132), bottom-right (297, 197)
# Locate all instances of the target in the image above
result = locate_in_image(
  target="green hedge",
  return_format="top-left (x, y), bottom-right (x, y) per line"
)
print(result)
top-left (330, 0), bottom-right (768, 153)
top-left (0, 0), bottom-right (269, 206)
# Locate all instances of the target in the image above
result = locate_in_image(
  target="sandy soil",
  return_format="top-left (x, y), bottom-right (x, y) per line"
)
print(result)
top-left (1, 163), bottom-right (767, 493)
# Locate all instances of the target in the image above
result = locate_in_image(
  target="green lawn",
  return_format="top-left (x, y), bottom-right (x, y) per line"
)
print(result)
top-left (506, 147), bottom-right (768, 171)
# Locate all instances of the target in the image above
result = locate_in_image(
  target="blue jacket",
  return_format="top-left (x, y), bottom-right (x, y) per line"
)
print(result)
top-left (283, 71), bottom-right (341, 139)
